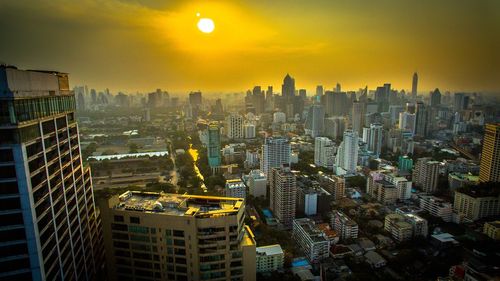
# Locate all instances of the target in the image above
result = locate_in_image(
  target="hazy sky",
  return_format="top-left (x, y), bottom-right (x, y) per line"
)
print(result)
top-left (1, 0), bottom-right (499, 94)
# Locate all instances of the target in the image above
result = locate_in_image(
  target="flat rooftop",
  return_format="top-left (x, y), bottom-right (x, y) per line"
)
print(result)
top-left (256, 244), bottom-right (284, 256)
top-left (113, 191), bottom-right (244, 217)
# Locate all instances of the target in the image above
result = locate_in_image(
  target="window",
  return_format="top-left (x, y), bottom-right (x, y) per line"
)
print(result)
top-left (114, 215), bottom-right (124, 222)
top-left (173, 230), bottom-right (184, 237)
top-left (130, 217), bottom-right (140, 224)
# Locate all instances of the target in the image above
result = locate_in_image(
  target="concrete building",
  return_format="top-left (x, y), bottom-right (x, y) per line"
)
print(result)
top-left (243, 123), bottom-right (256, 139)
top-left (335, 130), bottom-right (359, 175)
top-left (483, 221), bottom-right (500, 240)
top-left (99, 191), bottom-right (256, 281)
top-left (304, 104), bottom-right (325, 138)
top-left (419, 195), bottom-right (453, 222)
top-left (398, 112), bottom-right (416, 135)
top-left (331, 211), bottom-right (359, 241)
top-left (270, 165), bottom-right (297, 228)
top-left (364, 251), bottom-right (387, 269)
top-left (261, 137), bottom-right (291, 178)
top-left (366, 172), bottom-right (411, 203)
top-left (225, 178), bottom-right (246, 199)
top-left (314, 137), bottom-right (335, 169)
top-left (273, 112), bottom-right (286, 123)
top-left (403, 214), bottom-right (428, 237)
top-left (292, 219), bottom-right (331, 263)
top-left (246, 169), bottom-right (267, 198)
top-left (351, 101), bottom-right (365, 136)
top-left (479, 123), bottom-right (500, 183)
top-left (324, 116), bottom-right (346, 140)
top-left (226, 114), bottom-right (244, 139)
top-left (296, 188), bottom-right (318, 216)
top-left (0, 66), bottom-right (103, 280)
top-left (318, 174), bottom-right (345, 201)
top-left (413, 158), bottom-right (440, 193)
top-left (384, 214), bottom-right (413, 243)
top-left (453, 187), bottom-right (500, 221)
top-left (256, 245), bottom-right (284, 273)
top-left (367, 123), bottom-right (383, 157)
top-left (207, 123), bottom-right (222, 169)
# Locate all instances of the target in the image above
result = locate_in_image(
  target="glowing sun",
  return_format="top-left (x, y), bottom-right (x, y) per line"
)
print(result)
top-left (197, 18), bottom-right (215, 33)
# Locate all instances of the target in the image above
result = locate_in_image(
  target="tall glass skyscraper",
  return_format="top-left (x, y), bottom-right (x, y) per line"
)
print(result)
top-left (0, 66), bottom-right (104, 280)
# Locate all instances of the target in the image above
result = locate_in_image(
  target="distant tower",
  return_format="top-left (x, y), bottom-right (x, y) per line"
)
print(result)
top-left (304, 104), bottom-right (325, 138)
top-left (281, 74), bottom-right (295, 117)
top-left (207, 123), bottom-right (221, 169)
top-left (479, 123), bottom-right (500, 183)
top-left (411, 72), bottom-right (418, 100)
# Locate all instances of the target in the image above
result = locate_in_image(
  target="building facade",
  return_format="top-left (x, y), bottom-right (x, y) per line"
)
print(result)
top-left (269, 165), bottom-right (297, 228)
top-left (479, 123), bottom-right (500, 183)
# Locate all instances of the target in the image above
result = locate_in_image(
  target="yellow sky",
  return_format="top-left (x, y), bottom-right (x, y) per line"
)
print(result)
top-left (0, 0), bottom-right (499, 94)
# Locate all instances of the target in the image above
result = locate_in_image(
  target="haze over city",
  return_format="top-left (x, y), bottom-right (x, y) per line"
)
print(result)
top-left (1, 0), bottom-right (500, 94)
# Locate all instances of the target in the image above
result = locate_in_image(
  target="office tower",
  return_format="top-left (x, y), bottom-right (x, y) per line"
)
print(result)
top-left (335, 130), bottom-right (359, 175)
top-left (315, 85), bottom-right (323, 100)
top-left (0, 66), bottom-right (103, 280)
top-left (335, 83), bottom-right (341, 93)
top-left (226, 113), bottom-right (244, 139)
top-left (304, 104), bottom-right (325, 138)
top-left (298, 89), bottom-right (306, 99)
top-left (90, 88), bottom-right (97, 104)
top-left (430, 88), bottom-right (441, 107)
top-left (415, 102), bottom-right (430, 137)
top-left (292, 218), bottom-right (330, 263)
top-left (189, 91), bottom-right (202, 108)
top-left (411, 72), bottom-right (418, 100)
top-left (314, 137), bottom-right (336, 169)
top-left (325, 91), bottom-right (348, 116)
top-left (269, 165), bottom-right (297, 228)
top-left (399, 112), bottom-right (416, 135)
top-left (368, 123), bottom-right (383, 157)
top-left (454, 93), bottom-right (469, 111)
top-left (479, 123), bottom-right (500, 182)
top-left (352, 101), bottom-right (365, 135)
top-left (281, 74), bottom-right (295, 117)
top-left (207, 123), bottom-right (221, 168)
top-left (246, 169), bottom-right (267, 198)
top-left (324, 116), bottom-right (346, 140)
top-left (375, 83), bottom-right (391, 113)
top-left (74, 86), bottom-right (86, 111)
top-left (225, 179), bottom-right (246, 199)
top-left (260, 137), bottom-right (291, 177)
top-left (213, 99), bottom-right (224, 114)
top-left (330, 211), bottom-right (358, 240)
top-left (100, 191), bottom-right (256, 281)
top-left (265, 86), bottom-right (274, 112)
top-left (256, 245), bottom-right (284, 273)
top-left (413, 158), bottom-right (440, 193)
top-left (388, 105), bottom-right (404, 126)
top-left (252, 86), bottom-right (265, 114)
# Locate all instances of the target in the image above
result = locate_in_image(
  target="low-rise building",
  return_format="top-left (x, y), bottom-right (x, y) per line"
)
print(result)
top-left (331, 210), bottom-right (359, 241)
top-left (246, 169), bottom-right (267, 198)
top-left (419, 195), bottom-right (453, 222)
top-left (364, 251), bottom-right (387, 268)
top-left (292, 218), bottom-right (331, 263)
top-left (483, 221), bottom-right (500, 240)
top-left (453, 186), bottom-right (500, 221)
top-left (384, 214), bottom-right (413, 242)
top-left (225, 178), bottom-right (247, 198)
top-left (256, 244), bottom-right (285, 273)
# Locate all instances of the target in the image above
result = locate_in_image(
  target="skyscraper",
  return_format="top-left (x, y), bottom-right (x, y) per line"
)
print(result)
top-left (399, 111), bottom-right (416, 135)
top-left (430, 88), bottom-right (441, 107)
top-left (479, 123), bottom-right (500, 182)
top-left (99, 191), bottom-right (256, 281)
top-left (335, 130), bottom-right (359, 175)
top-left (415, 102), bottom-right (430, 138)
top-left (368, 123), bottom-right (383, 157)
top-left (207, 123), bottom-right (221, 169)
top-left (351, 101), bottom-right (365, 136)
top-left (375, 83), bottom-right (391, 113)
top-left (226, 113), bottom-right (244, 139)
top-left (411, 72), bottom-right (418, 100)
top-left (304, 104), bottom-right (325, 138)
top-left (270, 165), bottom-right (297, 228)
top-left (315, 85), bottom-right (323, 101)
top-left (0, 66), bottom-right (103, 280)
top-left (325, 91), bottom-right (348, 116)
top-left (281, 74), bottom-right (295, 117)
top-left (261, 137), bottom-right (291, 178)
top-left (314, 137), bottom-right (336, 169)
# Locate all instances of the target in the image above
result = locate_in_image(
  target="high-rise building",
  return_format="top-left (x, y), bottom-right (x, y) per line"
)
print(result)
top-left (304, 104), bottom-right (325, 138)
top-left (260, 137), bottom-right (291, 178)
top-left (415, 102), bottom-right (430, 138)
top-left (269, 165), bottom-right (296, 228)
top-left (413, 158), bottom-right (440, 193)
top-left (454, 93), bottom-right (469, 111)
top-left (324, 116), bottom-right (346, 140)
top-left (314, 137), bottom-right (335, 169)
top-left (318, 174), bottom-right (345, 201)
top-left (0, 66), bottom-right (103, 280)
top-left (368, 123), bottom-right (383, 157)
top-left (399, 111), bottom-right (416, 135)
top-left (453, 187), bottom-right (500, 221)
top-left (99, 191), bottom-right (256, 281)
top-left (189, 91), bottom-right (202, 108)
top-left (352, 101), bottom-right (365, 135)
top-left (246, 170), bottom-right (267, 198)
top-left (226, 114), bottom-right (244, 139)
top-left (251, 86), bottom-right (265, 114)
top-left (281, 74), bottom-right (295, 117)
top-left (225, 179), bottom-right (247, 199)
top-left (479, 123), bottom-right (500, 182)
top-left (330, 210), bottom-right (358, 241)
top-left (375, 84), bottom-right (391, 112)
top-left (292, 218), bottom-right (330, 263)
top-left (325, 91), bottom-right (348, 116)
top-left (335, 130), bottom-right (359, 175)
top-left (430, 88), bottom-right (441, 107)
top-left (411, 72), bottom-right (418, 100)
top-left (243, 123), bottom-right (256, 139)
top-left (315, 85), bottom-right (323, 100)
top-left (207, 123), bottom-right (221, 168)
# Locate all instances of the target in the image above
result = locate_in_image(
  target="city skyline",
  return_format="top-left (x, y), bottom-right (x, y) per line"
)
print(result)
top-left (1, 0), bottom-right (500, 94)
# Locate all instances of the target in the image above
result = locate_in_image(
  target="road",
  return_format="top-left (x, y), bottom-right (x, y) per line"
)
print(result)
top-left (167, 139), bottom-right (180, 192)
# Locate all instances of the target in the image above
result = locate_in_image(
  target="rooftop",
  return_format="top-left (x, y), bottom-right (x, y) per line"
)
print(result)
top-left (256, 244), bottom-right (284, 256)
top-left (113, 191), bottom-right (244, 217)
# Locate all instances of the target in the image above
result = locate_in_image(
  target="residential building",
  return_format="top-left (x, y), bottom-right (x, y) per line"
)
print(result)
top-left (335, 130), bottom-right (359, 175)
top-left (243, 123), bottom-right (256, 139)
top-left (261, 137), bottom-right (291, 178)
top-left (324, 116), bottom-right (345, 140)
top-left (398, 155), bottom-right (413, 172)
top-left (318, 174), bottom-right (345, 201)
top-left (269, 165), bottom-right (297, 228)
top-left (226, 114), bottom-right (244, 139)
top-left (384, 214), bottom-right (413, 242)
top-left (453, 186), bottom-right (500, 221)
top-left (351, 101), bottom-right (365, 136)
top-left (304, 104), bottom-right (325, 138)
top-left (296, 187), bottom-right (318, 216)
top-left (99, 191), bottom-right (256, 281)
top-left (364, 251), bottom-right (387, 269)
top-left (225, 179), bottom-right (246, 199)
top-left (256, 245), bottom-right (284, 273)
top-left (367, 123), bottom-right (383, 157)
top-left (246, 170), bottom-right (267, 198)
top-left (331, 211), bottom-right (359, 240)
top-left (0, 66), bottom-right (103, 280)
top-left (413, 158), bottom-right (440, 193)
top-left (483, 221), bottom-right (500, 240)
top-left (479, 123), bottom-right (500, 182)
top-left (292, 219), bottom-right (331, 263)
top-left (419, 195), bottom-right (453, 222)
top-left (314, 137), bottom-right (335, 169)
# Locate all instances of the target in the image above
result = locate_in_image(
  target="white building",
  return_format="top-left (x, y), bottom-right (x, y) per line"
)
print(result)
top-left (293, 218), bottom-right (331, 263)
top-left (244, 149), bottom-right (260, 168)
top-left (331, 210), bottom-right (359, 240)
top-left (413, 158), bottom-right (440, 193)
top-left (368, 123), bottom-right (383, 157)
top-left (273, 111), bottom-right (286, 123)
top-left (244, 123), bottom-right (256, 139)
top-left (256, 245), bottom-right (284, 273)
top-left (247, 169), bottom-right (267, 198)
top-left (225, 178), bottom-right (246, 199)
top-left (419, 195), bottom-right (452, 222)
top-left (335, 130), bottom-right (359, 175)
top-left (314, 137), bottom-right (336, 169)
top-left (261, 137), bottom-right (291, 178)
top-left (226, 113), bottom-right (244, 139)
top-left (305, 104), bottom-right (325, 138)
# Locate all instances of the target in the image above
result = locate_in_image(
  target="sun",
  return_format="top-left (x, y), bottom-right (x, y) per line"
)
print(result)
top-left (197, 18), bottom-right (215, 34)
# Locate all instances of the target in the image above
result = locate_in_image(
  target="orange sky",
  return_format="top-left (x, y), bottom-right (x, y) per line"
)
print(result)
top-left (1, 0), bottom-right (499, 95)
